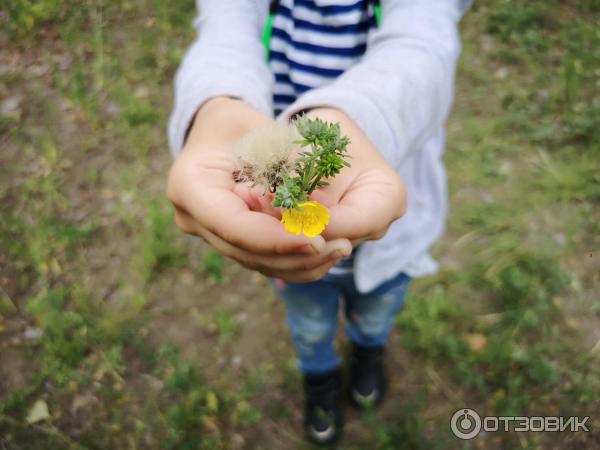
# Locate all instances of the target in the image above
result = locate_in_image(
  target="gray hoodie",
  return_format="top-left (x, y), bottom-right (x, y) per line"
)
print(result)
top-left (168, 0), bottom-right (472, 292)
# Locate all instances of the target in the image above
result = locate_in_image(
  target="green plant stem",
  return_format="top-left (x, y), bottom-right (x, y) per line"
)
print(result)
top-left (308, 176), bottom-right (322, 195)
top-left (302, 161), bottom-right (312, 190)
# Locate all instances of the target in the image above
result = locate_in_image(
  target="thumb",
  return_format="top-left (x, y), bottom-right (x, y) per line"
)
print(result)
top-left (322, 191), bottom-right (402, 241)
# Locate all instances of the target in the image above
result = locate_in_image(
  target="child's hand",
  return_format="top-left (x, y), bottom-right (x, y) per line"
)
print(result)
top-left (296, 108), bottom-right (407, 247)
top-left (167, 98), bottom-right (352, 282)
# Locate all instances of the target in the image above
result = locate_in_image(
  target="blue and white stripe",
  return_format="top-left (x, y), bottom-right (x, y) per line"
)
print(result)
top-left (270, 0), bottom-right (377, 115)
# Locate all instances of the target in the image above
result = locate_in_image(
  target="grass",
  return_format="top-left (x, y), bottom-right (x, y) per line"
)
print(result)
top-left (1, 0), bottom-right (598, 449)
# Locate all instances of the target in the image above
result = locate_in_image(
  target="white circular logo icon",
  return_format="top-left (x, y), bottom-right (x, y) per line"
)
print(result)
top-left (451, 408), bottom-right (482, 440)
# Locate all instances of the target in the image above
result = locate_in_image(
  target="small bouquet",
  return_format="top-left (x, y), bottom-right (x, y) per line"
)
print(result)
top-left (233, 116), bottom-right (351, 237)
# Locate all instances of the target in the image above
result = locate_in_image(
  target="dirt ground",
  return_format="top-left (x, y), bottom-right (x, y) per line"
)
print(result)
top-left (1, 1), bottom-right (599, 449)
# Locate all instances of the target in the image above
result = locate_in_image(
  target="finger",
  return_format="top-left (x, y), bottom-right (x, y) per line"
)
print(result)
top-left (248, 238), bottom-right (351, 272)
top-left (321, 171), bottom-right (406, 241)
top-left (259, 258), bottom-right (342, 283)
top-left (211, 202), bottom-right (327, 255)
top-left (175, 207), bottom-right (352, 270)
top-left (250, 240), bottom-right (349, 272)
top-left (173, 180), bottom-right (326, 255)
top-left (206, 227), bottom-right (350, 272)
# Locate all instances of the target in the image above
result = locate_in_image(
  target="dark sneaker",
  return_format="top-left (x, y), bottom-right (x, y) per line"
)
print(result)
top-left (303, 368), bottom-right (343, 446)
top-left (349, 343), bottom-right (386, 409)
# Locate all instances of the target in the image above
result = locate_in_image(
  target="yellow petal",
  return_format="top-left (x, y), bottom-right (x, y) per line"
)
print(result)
top-left (281, 209), bottom-right (302, 235)
top-left (280, 201), bottom-right (329, 237)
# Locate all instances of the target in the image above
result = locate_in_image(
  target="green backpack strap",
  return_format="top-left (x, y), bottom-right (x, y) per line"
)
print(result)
top-left (263, 2), bottom-right (382, 61)
top-left (375, 4), bottom-right (382, 25)
top-left (262, 13), bottom-right (274, 61)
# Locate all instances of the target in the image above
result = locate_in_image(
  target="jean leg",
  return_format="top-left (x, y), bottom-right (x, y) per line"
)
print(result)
top-left (342, 273), bottom-right (411, 348)
top-left (272, 277), bottom-right (341, 374)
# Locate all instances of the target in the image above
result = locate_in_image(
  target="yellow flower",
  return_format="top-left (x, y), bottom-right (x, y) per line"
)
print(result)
top-left (281, 201), bottom-right (330, 237)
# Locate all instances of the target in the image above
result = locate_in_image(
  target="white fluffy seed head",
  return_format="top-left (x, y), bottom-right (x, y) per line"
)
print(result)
top-left (232, 122), bottom-right (300, 191)
top-left (233, 121), bottom-right (299, 168)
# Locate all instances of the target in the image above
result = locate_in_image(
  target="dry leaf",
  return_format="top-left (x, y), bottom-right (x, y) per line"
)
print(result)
top-left (466, 333), bottom-right (488, 352)
top-left (26, 399), bottom-right (50, 424)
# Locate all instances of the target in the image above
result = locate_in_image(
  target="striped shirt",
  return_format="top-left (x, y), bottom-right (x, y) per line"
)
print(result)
top-left (269, 0), bottom-right (378, 115)
top-left (268, 0), bottom-right (378, 275)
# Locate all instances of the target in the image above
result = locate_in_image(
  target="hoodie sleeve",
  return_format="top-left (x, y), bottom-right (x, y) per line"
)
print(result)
top-left (168, 0), bottom-right (273, 155)
top-left (279, 0), bottom-right (472, 170)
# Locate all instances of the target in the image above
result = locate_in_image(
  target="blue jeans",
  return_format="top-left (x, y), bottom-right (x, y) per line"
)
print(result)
top-left (272, 269), bottom-right (411, 375)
